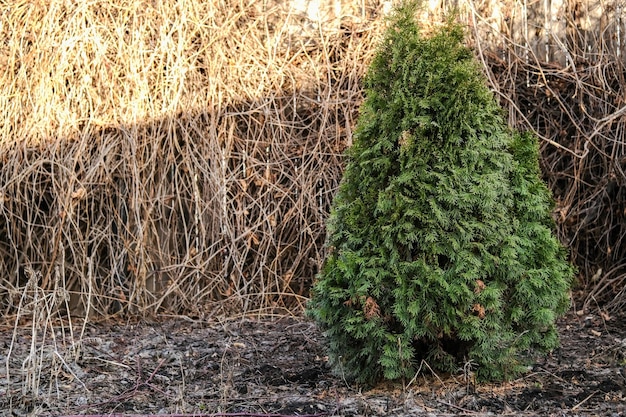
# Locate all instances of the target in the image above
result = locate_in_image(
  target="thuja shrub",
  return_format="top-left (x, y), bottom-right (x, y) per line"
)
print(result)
top-left (307, 4), bottom-right (574, 384)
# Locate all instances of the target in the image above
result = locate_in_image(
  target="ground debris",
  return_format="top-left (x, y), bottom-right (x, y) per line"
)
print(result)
top-left (1, 312), bottom-right (625, 416)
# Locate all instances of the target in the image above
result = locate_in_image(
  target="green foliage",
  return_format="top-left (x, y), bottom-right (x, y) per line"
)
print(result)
top-left (307, 3), bottom-right (574, 385)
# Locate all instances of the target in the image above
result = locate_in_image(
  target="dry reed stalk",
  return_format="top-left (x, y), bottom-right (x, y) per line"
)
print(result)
top-left (0, 0), bottom-right (387, 323)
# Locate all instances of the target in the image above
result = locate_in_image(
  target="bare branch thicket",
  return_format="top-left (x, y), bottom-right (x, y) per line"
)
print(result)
top-left (464, 0), bottom-right (626, 311)
top-left (0, 0), bottom-right (387, 323)
top-left (1, 1), bottom-right (388, 404)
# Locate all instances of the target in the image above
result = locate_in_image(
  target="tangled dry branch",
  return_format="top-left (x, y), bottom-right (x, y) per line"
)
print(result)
top-left (1, 0), bottom-right (625, 324)
top-left (0, 0), bottom-right (385, 320)
top-left (467, 4), bottom-right (626, 311)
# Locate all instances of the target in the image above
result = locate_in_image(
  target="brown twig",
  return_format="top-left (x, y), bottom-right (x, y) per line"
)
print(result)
top-left (73, 357), bottom-right (170, 411)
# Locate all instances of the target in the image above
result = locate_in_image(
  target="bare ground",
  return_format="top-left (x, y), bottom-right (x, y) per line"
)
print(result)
top-left (2, 311), bottom-right (625, 417)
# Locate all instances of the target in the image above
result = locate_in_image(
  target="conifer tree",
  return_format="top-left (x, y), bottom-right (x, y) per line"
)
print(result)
top-left (307, 3), bottom-right (574, 384)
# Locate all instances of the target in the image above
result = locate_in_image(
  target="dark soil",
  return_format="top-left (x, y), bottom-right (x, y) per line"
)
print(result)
top-left (2, 311), bottom-right (625, 416)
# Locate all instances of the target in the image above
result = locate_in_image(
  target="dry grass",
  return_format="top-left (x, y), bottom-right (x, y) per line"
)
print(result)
top-left (0, 0), bottom-right (388, 322)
